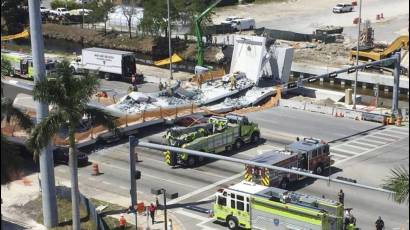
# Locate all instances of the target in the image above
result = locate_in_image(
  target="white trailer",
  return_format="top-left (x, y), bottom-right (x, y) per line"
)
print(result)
top-left (70, 47), bottom-right (143, 82)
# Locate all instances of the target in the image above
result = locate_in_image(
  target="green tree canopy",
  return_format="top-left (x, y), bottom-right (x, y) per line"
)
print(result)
top-left (383, 166), bottom-right (409, 205)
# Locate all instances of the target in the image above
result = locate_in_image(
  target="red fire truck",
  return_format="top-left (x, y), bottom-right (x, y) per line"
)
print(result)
top-left (244, 138), bottom-right (332, 189)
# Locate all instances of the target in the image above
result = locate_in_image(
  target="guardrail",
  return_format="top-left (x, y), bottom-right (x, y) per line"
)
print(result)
top-left (55, 186), bottom-right (106, 230)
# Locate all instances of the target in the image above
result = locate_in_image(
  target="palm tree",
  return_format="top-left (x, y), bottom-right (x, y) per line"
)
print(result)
top-left (383, 166), bottom-right (409, 205)
top-left (27, 61), bottom-right (118, 229)
top-left (1, 56), bottom-right (13, 97)
top-left (1, 97), bottom-right (34, 184)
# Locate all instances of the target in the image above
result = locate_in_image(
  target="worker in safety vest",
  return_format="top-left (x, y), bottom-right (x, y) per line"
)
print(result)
top-left (229, 74), bottom-right (237, 90)
top-left (119, 214), bottom-right (126, 229)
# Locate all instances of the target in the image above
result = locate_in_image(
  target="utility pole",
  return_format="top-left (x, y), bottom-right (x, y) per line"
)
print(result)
top-left (167, 0), bottom-right (173, 80)
top-left (28, 0), bottom-right (58, 227)
top-left (81, 0), bottom-right (84, 29)
top-left (353, 0), bottom-right (362, 110)
top-left (162, 189), bottom-right (168, 230)
top-left (129, 136), bottom-right (138, 228)
top-left (392, 52), bottom-right (401, 115)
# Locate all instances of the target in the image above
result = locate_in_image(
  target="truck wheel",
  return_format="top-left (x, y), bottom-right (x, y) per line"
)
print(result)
top-left (227, 216), bottom-right (239, 230)
top-left (280, 179), bottom-right (289, 189)
top-left (251, 132), bottom-right (260, 144)
top-left (315, 164), bottom-right (324, 175)
top-left (104, 73), bottom-right (112, 81)
top-left (187, 156), bottom-right (197, 167)
top-left (234, 139), bottom-right (243, 150)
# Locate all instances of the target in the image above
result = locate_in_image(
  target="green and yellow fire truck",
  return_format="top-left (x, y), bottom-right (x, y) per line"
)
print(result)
top-left (1, 50), bottom-right (57, 79)
top-left (212, 181), bottom-right (359, 230)
top-left (164, 114), bottom-right (260, 167)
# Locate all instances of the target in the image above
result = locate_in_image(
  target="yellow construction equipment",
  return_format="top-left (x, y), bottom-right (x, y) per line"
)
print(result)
top-left (1, 29), bottom-right (30, 41)
top-left (154, 54), bottom-right (183, 66)
top-left (351, 35), bottom-right (409, 61)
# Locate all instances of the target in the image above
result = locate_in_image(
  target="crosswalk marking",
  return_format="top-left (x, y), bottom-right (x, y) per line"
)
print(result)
top-left (330, 126), bottom-right (409, 163)
top-left (331, 148), bottom-right (360, 156)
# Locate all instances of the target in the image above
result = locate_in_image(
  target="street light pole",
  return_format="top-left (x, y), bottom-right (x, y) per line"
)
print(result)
top-left (28, 0), bottom-right (58, 227)
top-left (81, 0), bottom-right (84, 29)
top-left (353, 0), bottom-right (363, 110)
top-left (167, 0), bottom-right (173, 81)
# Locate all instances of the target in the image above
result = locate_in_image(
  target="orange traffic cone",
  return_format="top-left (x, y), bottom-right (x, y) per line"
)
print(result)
top-left (92, 163), bottom-right (100, 176)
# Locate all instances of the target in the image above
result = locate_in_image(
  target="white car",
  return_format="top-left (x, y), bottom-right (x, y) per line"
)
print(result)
top-left (50, 7), bottom-right (70, 16)
top-left (40, 6), bottom-right (50, 14)
top-left (221, 16), bottom-right (243, 25)
top-left (333, 3), bottom-right (354, 13)
top-left (231, 18), bottom-right (256, 31)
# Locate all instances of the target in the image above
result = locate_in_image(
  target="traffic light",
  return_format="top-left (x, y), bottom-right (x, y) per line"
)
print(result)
top-left (135, 170), bottom-right (141, 180)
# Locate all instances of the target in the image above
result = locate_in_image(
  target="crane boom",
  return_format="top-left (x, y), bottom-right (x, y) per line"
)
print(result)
top-left (195, 0), bottom-right (223, 67)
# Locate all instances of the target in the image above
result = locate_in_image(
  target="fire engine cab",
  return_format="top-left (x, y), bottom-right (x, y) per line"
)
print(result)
top-left (244, 138), bottom-right (332, 189)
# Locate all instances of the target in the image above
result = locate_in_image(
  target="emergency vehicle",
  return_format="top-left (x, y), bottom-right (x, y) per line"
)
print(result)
top-left (212, 181), bottom-right (358, 230)
top-left (164, 114), bottom-right (260, 167)
top-left (244, 138), bottom-right (332, 189)
top-left (1, 50), bottom-right (58, 79)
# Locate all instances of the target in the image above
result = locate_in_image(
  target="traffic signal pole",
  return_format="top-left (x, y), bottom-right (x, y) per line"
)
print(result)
top-left (392, 53), bottom-right (401, 115)
top-left (129, 136), bottom-right (138, 228)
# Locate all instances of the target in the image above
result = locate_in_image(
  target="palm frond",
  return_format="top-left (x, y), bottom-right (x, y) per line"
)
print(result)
top-left (85, 107), bottom-right (119, 135)
top-left (68, 74), bottom-right (100, 105)
top-left (1, 97), bottom-right (33, 130)
top-left (32, 78), bottom-right (67, 106)
top-left (383, 166), bottom-right (409, 204)
top-left (26, 111), bottom-right (67, 158)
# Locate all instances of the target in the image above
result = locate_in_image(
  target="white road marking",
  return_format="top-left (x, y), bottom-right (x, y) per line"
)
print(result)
top-left (331, 147), bottom-right (360, 156)
top-left (342, 144), bottom-right (369, 151)
top-left (388, 128), bottom-right (409, 134)
top-left (382, 131), bottom-right (406, 138)
top-left (351, 141), bottom-right (379, 148)
top-left (330, 153), bottom-right (348, 159)
top-left (359, 139), bottom-right (386, 145)
top-left (175, 209), bottom-right (210, 222)
top-left (369, 135), bottom-right (397, 142)
top-left (168, 173), bottom-right (243, 205)
top-left (88, 177), bottom-right (97, 181)
top-left (119, 186), bottom-right (128, 190)
top-left (102, 181), bottom-right (111, 185)
top-left (334, 136), bottom-right (409, 166)
top-left (94, 160), bottom-right (199, 189)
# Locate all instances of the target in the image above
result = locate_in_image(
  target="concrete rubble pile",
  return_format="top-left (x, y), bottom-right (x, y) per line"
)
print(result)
top-left (108, 35), bottom-right (294, 115)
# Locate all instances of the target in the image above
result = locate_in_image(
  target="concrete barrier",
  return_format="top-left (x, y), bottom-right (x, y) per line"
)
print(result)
top-left (305, 103), bottom-right (335, 115)
top-left (337, 108), bottom-right (363, 120)
top-left (362, 112), bottom-right (386, 123)
top-left (278, 99), bottom-right (306, 110)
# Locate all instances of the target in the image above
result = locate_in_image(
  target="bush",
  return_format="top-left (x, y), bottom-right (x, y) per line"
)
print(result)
top-left (51, 0), bottom-right (80, 10)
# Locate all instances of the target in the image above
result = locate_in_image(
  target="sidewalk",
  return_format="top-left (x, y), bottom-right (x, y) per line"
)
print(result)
top-left (1, 173), bottom-right (47, 230)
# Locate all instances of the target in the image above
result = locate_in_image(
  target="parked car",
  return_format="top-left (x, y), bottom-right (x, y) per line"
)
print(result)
top-left (231, 18), bottom-right (256, 31)
top-left (40, 6), bottom-right (50, 15)
top-left (333, 3), bottom-right (354, 13)
top-left (50, 7), bottom-right (70, 16)
top-left (53, 148), bottom-right (89, 166)
top-left (221, 16), bottom-right (243, 25)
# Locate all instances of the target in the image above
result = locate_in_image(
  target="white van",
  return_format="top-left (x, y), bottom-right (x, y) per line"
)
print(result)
top-left (231, 18), bottom-right (256, 31)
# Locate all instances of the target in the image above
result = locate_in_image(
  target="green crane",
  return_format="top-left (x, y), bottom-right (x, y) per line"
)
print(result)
top-left (195, 0), bottom-right (223, 67)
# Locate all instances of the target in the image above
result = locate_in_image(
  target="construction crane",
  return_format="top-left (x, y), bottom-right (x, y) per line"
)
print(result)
top-left (195, 0), bottom-right (223, 67)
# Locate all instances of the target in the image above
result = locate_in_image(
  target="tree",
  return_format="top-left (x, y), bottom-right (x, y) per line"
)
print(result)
top-left (383, 166), bottom-right (409, 204)
top-left (1, 97), bottom-right (33, 184)
top-left (1, 0), bottom-right (29, 34)
top-left (87, 0), bottom-right (113, 35)
top-left (122, 0), bottom-right (140, 38)
top-left (1, 56), bottom-right (13, 97)
top-left (27, 61), bottom-right (118, 229)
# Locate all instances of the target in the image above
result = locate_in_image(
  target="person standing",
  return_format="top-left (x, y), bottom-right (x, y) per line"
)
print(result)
top-left (149, 203), bottom-right (157, 225)
top-left (338, 189), bottom-right (345, 205)
top-left (118, 214), bottom-right (126, 229)
top-left (375, 216), bottom-right (385, 230)
top-left (168, 219), bottom-right (173, 230)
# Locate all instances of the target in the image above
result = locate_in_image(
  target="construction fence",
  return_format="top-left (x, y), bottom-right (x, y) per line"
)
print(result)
top-left (2, 103), bottom-right (203, 147)
top-left (278, 99), bottom-right (390, 123)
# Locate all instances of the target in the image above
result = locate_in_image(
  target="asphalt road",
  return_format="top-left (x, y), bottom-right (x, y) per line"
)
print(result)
top-left (50, 106), bottom-right (409, 229)
top-left (3, 78), bottom-right (408, 229)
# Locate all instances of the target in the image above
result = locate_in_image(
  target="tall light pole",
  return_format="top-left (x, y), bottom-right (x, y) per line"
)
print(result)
top-left (353, 0), bottom-right (363, 110)
top-left (167, 0), bottom-right (173, 80)
top-left (28, 0), bottom-right (58, 227)
top-left (81, 0), bottom-right (85, 29)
